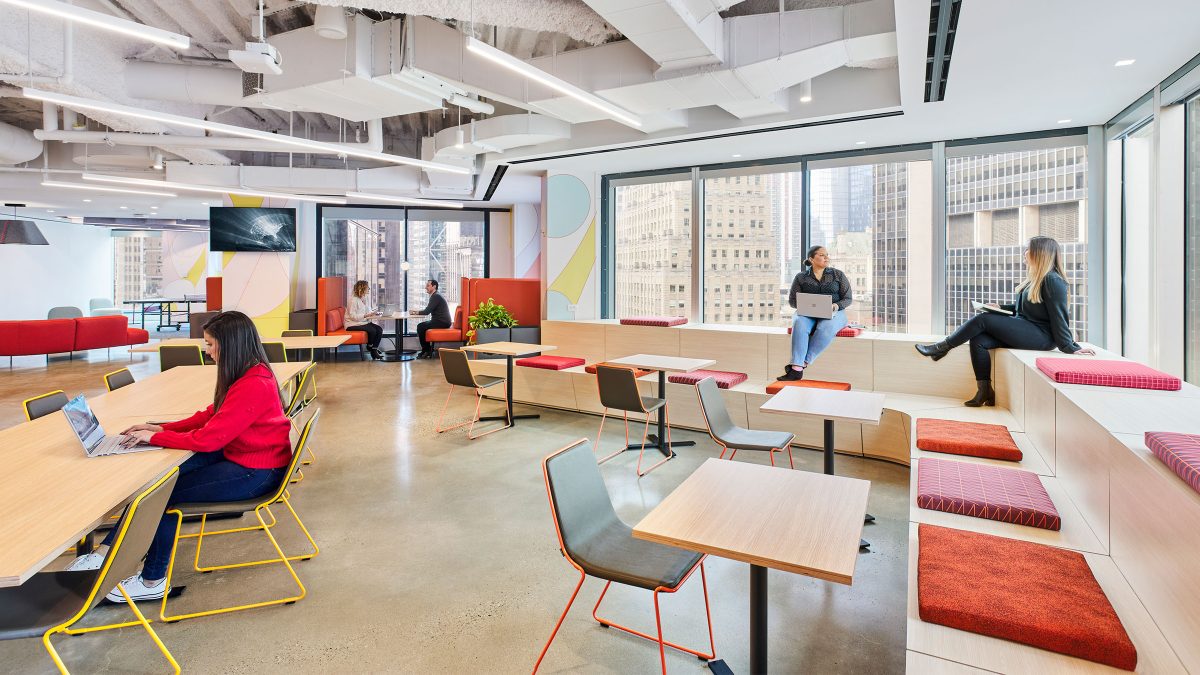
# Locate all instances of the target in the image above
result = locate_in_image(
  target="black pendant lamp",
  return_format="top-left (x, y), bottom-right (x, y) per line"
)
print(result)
top-left (0, 203), bottom-right (49, 245)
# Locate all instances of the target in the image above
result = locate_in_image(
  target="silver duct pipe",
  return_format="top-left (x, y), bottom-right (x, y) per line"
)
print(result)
top-left (34, 118), bottom-right (385, 155)
top-left (0, 120), bottom-right (43, 165)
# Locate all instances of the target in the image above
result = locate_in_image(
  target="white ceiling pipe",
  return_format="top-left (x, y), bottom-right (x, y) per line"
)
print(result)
top-left (124, 62), bottom-right (247, 108)
top-left (0, 119), bottom-right (43, 165)
top-left (35, 123), bottom-right (384, 156)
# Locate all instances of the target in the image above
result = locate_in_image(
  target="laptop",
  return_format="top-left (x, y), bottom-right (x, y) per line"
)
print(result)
top-left (378, 303), bottom-right (397, 316)
top-left (793, 292), bottom-right (835, 319)
top-left (62, 395), bottom-right (161, 458)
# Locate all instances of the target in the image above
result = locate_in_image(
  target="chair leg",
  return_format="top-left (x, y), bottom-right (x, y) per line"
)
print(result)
top-left (591, 563), bottom-right (717, 666)
top-left (786, 444), bottom-right (795, 469)
top-left (769, 448), bottom-right (775, 467)
top-left (185, 498), bottom-right (318, 572)
top-left (48, 582), bottom-right (182, 675)
top-left (532, 570), bottom-right (587, 674)
top-left (594, 409), bottom-right (627, 464)
top-left (637, 406), bottom-right (673, 477)
top-left (467, 389), bottom-right (511, 439)
top-left (435, 385), bottom-right (470, 433)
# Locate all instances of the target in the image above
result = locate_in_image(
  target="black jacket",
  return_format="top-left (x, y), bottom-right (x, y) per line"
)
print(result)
top-left (788, 266), bottom-right (853, 310)
top-left (1001, 271), bottom-right (1081, 353)
top-left (417, 292), bottom-right (452, 325)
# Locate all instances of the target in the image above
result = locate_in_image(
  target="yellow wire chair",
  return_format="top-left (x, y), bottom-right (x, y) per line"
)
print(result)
top-left (22, 390), bottom-right (69, 421)
top-left (284, 363), bottom-right (318, 482)
top-left (103, 368), bottom-right (135, 391)
top-left (159, 409), bottom-right (321, 623)
top-left (0, 468), bottom-right (181, 674)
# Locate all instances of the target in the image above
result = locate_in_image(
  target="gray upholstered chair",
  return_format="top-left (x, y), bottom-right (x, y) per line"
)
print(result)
top-left (282, 329), bottom-right (314, 363)
top-left (23, 390), bottom-right (69, 421)
top-left (0, 468), bottom-right (180, 673)
top-left (104, 368), bottom-right (135, 392)
top-left (533, 439), bottom-right (715, 674)
top-left (89, 298), bottom-right (123, 317)
top-left (263, 341), bottom-right (288, 364)
top-left (695, 376), bottom-right (796, 468)
top-left (158, 344), bottom-right (204, 372)
top-left (188, 311), bottom-right (219, 339)
top-left (435, 348), bottom-right (510, 439)
top-left (47, 306), bottom-right (82, 320)
top-left (594, 365), bottom-right (672, 477)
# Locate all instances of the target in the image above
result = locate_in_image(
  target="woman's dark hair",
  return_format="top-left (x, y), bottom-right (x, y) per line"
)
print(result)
top-left (202, 311), bottom-right (282, 411)
top-left (803, 245), bottom-right (826, 267)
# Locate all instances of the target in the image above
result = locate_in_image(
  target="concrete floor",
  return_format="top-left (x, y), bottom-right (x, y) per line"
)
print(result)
top-left (0, 349), bottom-right (910, 674)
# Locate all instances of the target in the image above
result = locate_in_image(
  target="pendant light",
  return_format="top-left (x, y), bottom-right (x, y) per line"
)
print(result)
top-left (0, 204), bottom-right (49, 245)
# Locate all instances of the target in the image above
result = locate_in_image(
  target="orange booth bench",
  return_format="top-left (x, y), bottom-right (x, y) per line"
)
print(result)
top-left (316, 277), bottom-right (369, 360)
top-left (423, 277), bottom-right (541, 351)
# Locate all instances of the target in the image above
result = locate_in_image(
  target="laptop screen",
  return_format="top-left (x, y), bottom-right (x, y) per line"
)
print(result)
top-left (63, 395), bottom-right (105, 453)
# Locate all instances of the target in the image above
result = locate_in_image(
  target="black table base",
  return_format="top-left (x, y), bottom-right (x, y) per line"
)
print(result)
top-left (823, 420), bottom-right (872, 550)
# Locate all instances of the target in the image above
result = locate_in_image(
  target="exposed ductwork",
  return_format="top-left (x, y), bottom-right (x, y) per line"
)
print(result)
top-left (0, 119), bottom-right (43, 165)
top-left (34, 118), bottom-right (385, 155)
top-left (125, 62), bottom-right (246, 108)
top-left (428, 114), bottom-right (571, 159)
top-left (579, 0), bottom-right (730, 72)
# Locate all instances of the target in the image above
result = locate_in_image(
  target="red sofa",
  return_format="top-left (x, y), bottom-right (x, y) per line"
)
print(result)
top-left (0, 315), bottom-right (149, 359)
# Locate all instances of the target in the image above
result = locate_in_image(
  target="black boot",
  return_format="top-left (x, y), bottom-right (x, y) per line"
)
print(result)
top-left (915, 341), bottom-right (951, 362)
top-left (964, 379), bottom-right (995, 407)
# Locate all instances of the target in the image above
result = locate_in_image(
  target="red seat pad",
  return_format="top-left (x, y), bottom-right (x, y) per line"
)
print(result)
top-left (916, 418), bottom-right (1022, 462)
top-left (917, 524), bottom-right (1137, 670)
top-left (619, 316), bottom-right (688, 327)
top-left (515, 355), bottom-right (585, 371)
top-left (917, 458), bottom-right (1060, 530)
top-left (765, 379), bottom-right (851, 394)
top-left (1036, 357), bottom-right (1182, 391)
top-left (585, 362), bottom-right (652, 378)
top-left (668, 369), bottom-right (747, 389)
top-left (1145, 431), bottom-right (1200, 495)
top-left (786, 325), bottom-right (862, 336)
top-left (125, 327), bottom-right (150, 346)
top-left (329, 330), bottom-right (367, 345)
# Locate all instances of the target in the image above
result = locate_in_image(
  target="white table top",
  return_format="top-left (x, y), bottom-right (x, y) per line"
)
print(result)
top-left (460, 342), bottom-right (557, 357)
top-left (607, 354), bottom-right (716, 373)
top-left (760, 387), bottom-right (886, 426)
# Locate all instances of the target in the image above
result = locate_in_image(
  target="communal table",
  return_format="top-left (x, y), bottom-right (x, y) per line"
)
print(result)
top-left (123, 298), bottom-right (206, 331)
top-left (634, 459), bottom-right (870, 674)
top-left (604, 354), bottom-right (715, 458)
top-left (460, 341), bottom-right (555, 427)
top-left (377, 313), bottom-right (418, 362)
top-left (760, 386), bottom-right (885, 549)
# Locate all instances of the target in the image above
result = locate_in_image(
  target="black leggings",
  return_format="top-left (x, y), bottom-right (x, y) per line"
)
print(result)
top-left (346, 322), bottom-right (382, 349)
top-left (944, 313), bottom-right (1053, 380)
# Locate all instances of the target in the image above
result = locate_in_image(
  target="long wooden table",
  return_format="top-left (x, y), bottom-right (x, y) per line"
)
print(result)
top-left (129, 335), bottom-right (349, 353)
top-left (0, 362), bottom-right (307, 588)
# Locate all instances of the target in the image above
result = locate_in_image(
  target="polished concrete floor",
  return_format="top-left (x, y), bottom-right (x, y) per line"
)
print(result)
top-left (0, 349), bottom-right (910, 674)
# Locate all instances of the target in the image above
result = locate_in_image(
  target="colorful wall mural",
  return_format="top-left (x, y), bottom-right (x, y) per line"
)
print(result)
top-left (544, 171), bottom-right (599, 320)
top-left (214, 195), bottom-right (294, 337)
top-left (160, 231), bottom-right (208, 299)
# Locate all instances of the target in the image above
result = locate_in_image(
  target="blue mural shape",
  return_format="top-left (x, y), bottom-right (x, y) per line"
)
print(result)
top-left (546, 174), bottom-right (591, 239)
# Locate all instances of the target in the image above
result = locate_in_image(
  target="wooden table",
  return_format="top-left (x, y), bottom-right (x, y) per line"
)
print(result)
top-left (461, 342), bottom-right (556, 427)
top-left (129, 335), bottom-right (348, 354)
top-left (634, 459), bottom-right (870, 674)
top-left (606, 354), bottom-right (716, 458)
top-left (377, 313), bottom-right (417, 362)
top-left (0, 361), bottom-right (308, 587)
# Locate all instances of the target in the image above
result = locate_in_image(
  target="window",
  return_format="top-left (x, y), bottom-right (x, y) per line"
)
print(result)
top-left (1187, 96), bottom-right (1200, 383)
top-left (406, 211), bottom-right (486, 312)
top-left (612, 177), bottom-right (693, 318)
top-left (112, 232), bottom-right (163, 310)
top-left (1122, 124), bottom-right (1154, 362)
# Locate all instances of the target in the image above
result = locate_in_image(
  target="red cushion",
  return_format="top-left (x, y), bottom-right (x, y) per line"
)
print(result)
top-left (1145, 431), bottom-right (1200, 495)
top-left (73, 316), bottom-right (129, 350)
top-left (668, 369), bottom-right (747, 389)
top-left (425, 328), bottom-right (462, 343)
top-left (787, 325), bottom-right (862, 336)
top-left (329, 329), bottom-right (367, 345)
top-left (917, 524), bottom-right (1137, 670)
top-left (585, 362), bottom-right (653, 378)
top-left (1036, 357), bottom-right (1182, 391)
top-left (125, 327), bottom-right (150, 346)
top-left (325, 307), bottom-right (345, 333)
top-left (765, 379), bottom-right (851, 394)
top-left (515, 355), bottom-right (585, 371)
top-left (917, 458), bottom-right (1060, 530)
top-left (619, 316), bottom-right (688, 327)
top-left (916, 418), bottom-right (1022, 462)
top-left (0, 319), bottom-right (77, 356)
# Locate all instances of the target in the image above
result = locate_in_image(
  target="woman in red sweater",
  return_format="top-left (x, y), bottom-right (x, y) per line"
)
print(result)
top-left (66, 311), bottom-right (294, 601)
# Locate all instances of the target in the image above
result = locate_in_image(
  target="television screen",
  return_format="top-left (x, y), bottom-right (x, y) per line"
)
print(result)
top-left (209, 207), bottom-right (296, 252)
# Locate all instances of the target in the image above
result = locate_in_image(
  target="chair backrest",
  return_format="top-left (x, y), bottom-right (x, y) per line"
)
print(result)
top-left (282, 329), bottom-right (314, 363)
top-left (24, 390), bottom-right (69, 421)
top-left (47, 306), bottom-right (82, 320)
top-left (104, 368), bottom-right (135, 391)
top-left (85, 468), bottom-right (178, 613)
top-left (285, 363), bottom-right (317, 418)
top-left (89, 298), bottom-right (114, 311)
top-left (596, 365), bottom-right (648, 413)
top-left (159, 344), bottom-right (204, 371)
top-left (276, 408), bottom-right (321, 489)
top-left (439, 348), bottom-right (481, 388)
top-left (695, 376), bottom-right (737, 442)
top-left (543, 439), bottom-right (624, 565)
top-left (263, 341), bottom-right (288, 364)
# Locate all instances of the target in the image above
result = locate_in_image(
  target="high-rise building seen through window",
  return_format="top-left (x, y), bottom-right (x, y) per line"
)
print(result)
top-left (112, 231), bottom-right (163, 308)
top-left (1186, 97), bottom-right (1200, 384)
top-left (612, 177), bottom-right (693, 319)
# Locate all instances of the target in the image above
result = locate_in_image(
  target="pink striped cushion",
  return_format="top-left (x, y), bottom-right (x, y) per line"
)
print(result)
top-left (1036, 357), bottom-right (1182, 391)
top-left (514, 355), bottom-right (585, 371)
top-left (619, 316), bottom-right (688, 327)
top-left (1145, 431), bottom-right (1200, 495)
top-left (668, 369), bottom-right (748, 389)
top-left (917, 458), bottom-right (1061, 530)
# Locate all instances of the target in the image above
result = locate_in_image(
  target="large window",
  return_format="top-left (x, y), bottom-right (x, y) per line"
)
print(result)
top-left (612, 176), bottom-right (693, 318)
top-left (112, 231), bottom-right (163, 307)
top-left (1187, 96), bottom-right (1200, 383)
top-left (406, 210), bottom-right (486, 311)
top-left (1121, 124), bottom-right (1155, 362)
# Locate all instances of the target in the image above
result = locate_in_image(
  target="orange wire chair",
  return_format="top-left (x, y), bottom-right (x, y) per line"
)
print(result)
top-left (593, 364), bottom-right (674, 477)
top-left (434, 349), bottom-right (511, 439)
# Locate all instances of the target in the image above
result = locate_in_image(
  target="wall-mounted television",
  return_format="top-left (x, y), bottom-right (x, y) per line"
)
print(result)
top-left (209, 207), bottom-right (296, 252)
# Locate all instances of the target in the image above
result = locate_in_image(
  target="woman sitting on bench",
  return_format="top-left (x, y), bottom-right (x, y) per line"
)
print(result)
top-left (779, 245), bottom-right (854, 382)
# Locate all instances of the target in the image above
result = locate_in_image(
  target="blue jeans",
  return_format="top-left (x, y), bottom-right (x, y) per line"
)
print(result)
top-left (790, 311), bottom-right (848, 367)
top-left (103, 452), bottom-right (287, 580)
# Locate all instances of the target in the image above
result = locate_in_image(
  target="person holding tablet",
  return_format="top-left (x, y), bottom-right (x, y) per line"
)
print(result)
top-left (778, 245), bottom-right (854, 381)
top-left (915, 236), bottom-right (1095, 406)
top-left (346, 280), bottom-right (385, 360)
top-left (64, 311), bottom-right (293, 602)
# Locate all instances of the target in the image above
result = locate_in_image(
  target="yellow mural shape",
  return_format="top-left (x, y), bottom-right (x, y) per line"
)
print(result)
top-left (547, 218), bottom-right (595, 304)
top-left (185, 247), bottom-right (207, 285)
top-left (229, 195), bottom-right (266, 208)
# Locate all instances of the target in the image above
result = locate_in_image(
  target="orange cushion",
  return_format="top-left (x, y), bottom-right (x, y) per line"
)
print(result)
top-left (765, 379), bottom-right (851, 394)
top-left (585, 362), bottom-right (652, 378)
top-left (325, 307), bottom-right (345, 333)
top-left (916, 418), bottom-right (1022, 462)
top-left (425, 328), bottom-right (461, 343)
top-left (329, 329), bottom-right (367, 345)
top-left (917, 524), bottom-right (1136, 670)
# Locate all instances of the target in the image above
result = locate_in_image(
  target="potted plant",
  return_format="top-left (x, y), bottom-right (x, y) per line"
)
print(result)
top-left (467, 297), bottom-right (518, 344)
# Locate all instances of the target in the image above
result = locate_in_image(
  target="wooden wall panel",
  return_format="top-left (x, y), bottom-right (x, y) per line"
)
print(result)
top-left (871, 338), bottom-right (976, 399)
top-left (994, 348), bottom-right (1025, 429)
top-left (1053, 393), bottom-right (1114, 552)
top-left (766, 334), bottom-right (874, 390)
top-left (679, 328), bottom-right (770, 382)
top-left (541, 321), bottom-right (607, 365)
top-left (1024, 372), bottom-right (1057, 473)
top-left (862, 409), bottom-right (910, 465)
top-left (604, 324), bottom-right (680, 361)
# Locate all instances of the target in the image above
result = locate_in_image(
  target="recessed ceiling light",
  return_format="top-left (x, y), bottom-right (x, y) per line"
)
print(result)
top-left (1057, 119), bottom-right (1072, 124)
top-left (201, 202), bottom-right (210, 206)
top-left (119, 206), bottom-right (128, 209)
top-left (1114, 59), bottom-right (1136, 67)
top-left (855, 141), bottom-right (867, 145)
top-left (46, 210), bottom-right (54, 213)
top-left (732, 154), bottom-right (742, 158)
top-left (150, 205), bottom-right (158, 209)
top-left (82, 198), bottom-right (92, 202)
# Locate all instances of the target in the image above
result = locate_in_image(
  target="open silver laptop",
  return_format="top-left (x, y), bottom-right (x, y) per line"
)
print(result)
top-left (63, 395), bottom-right (161, 458)
top-left (794, 292), bottom-right (835, 319)
top-left (378, 303), bottom-right (397, 316)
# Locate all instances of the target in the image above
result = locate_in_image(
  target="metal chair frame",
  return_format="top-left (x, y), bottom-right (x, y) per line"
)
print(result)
top-left (594, 365), bottom-right (673, 477)
top-left (434, 349), bottom-right (511, 439)
top-left (695, 377), bottom-right (796, 469)
top-left (103, 368), bottom-right (135, 392)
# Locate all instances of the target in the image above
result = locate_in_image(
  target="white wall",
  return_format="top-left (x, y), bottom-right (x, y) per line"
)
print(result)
top-left (489, 210), bottom-right (514, 278)
top-left (0, 220), bottom-right (113, 321)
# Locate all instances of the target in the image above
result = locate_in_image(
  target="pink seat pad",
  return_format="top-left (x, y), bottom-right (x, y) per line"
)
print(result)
top-left (1145, 431), bottom-right (1200, 495)
top-left (515, 355), bottom-right (585, 371)
top-left (668, 369), bottom-right (748, 389)
top-left (1036, 357), bottom-right (1182, 391)
top-left (619, 316), bottom-right (688, 327)
top-left (786, 325), bottom-right (862, 336)
top-left (917, 458), bottom-right (1061, 530)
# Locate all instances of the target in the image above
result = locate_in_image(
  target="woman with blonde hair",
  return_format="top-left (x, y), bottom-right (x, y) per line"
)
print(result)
top-left (916, 236), bottom-right (1094, 406)
top-left (346, 279), bottom-right (385, 360)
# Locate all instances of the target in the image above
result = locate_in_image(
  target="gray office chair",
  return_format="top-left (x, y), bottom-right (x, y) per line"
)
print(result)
top-left (282, 329), bottom-right (314, 363)
top-left (23, 390), bottom-right (69, 421)
top-left (263, 341), bottom-right (288, 364)
top-left (47, 306), bottom-right (82, 320)
top-left (435, 348), bottom-right (510, 439)
top-left (104, 368), bottom-right (135, 392)
top-left (533, 439), bottom-right (715, 674)
top-left (158, 345), bottom-right (204, 372)
top-left (0, 468), bottom-right (181, 673)
top-left (594, 365), bottom-right (672, 477)
top-left (695, 377), bottom-right (796, 468)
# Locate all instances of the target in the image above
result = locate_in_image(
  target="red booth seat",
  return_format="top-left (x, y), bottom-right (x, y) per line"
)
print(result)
top-left (585, 362), bottom-right (653, 378)
top-left (515, 355), bottom-right (585, 371)
top-left (1036, 357), bottom-right (1182, 391)
top-left (1145, 431), bottom-right (1200, 495)
top-left (765, 379), bottom-right (852, 394)
top-left (915, 418), bottom-right (1023, 462)
top-left (916, 458), bottom-right (1060, 530)
top-left (668, 369), bottom-right (747, 389)
top-left (619, 316), bottom-right (688, 327)
top-left (324, 308), bottom-right (367, 345)
top-left (425, 306), bottom-right (465, 344)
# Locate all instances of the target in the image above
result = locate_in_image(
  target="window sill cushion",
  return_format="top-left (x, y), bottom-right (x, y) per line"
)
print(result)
top-left (1036, 357), bottom-right (1182, 391)
top-left (515, 355), bottom-right (586, 371)
top-left (667, 369), bottom-right (748, 389)
top-left (916, 457), bottom-right (1059, 530)
top-left (1145, 431), bottom-right (1200, 495)
top-left (916, 418), bottom-right (1022, 462)
top-left (619, 316), bottom-right (688, 327)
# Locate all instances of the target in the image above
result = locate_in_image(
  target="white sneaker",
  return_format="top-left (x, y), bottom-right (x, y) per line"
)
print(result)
top-left (65, 552), bottom-right (105, 572)
top-left (105, 573), bottom-right (168, 603)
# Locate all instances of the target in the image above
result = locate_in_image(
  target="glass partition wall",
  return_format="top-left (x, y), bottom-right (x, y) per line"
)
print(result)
top-left (1187, 95), bottom-right (1200, 383)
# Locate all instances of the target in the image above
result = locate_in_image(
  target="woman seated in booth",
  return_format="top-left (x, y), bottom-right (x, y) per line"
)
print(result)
top-left (346, 279), bottom-right (385, 360)
top-left (65, 311), bottom-right (294, 602)
top-left (916, 235), bottom-right (1095, 406)
top-left (778, 245), bottom-right (854, 381)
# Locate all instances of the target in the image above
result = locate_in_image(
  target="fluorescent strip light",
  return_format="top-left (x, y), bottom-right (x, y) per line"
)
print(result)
top-left (25, 88), bottom-right (471, 175)
top-left (465, 37), bottom-right (642, 129)
top-left (1114, 59), bottom-right (1136, 67)
top-left (42, 180), bottom-right (176, 197)
top-left (81, 173), bottom-right (346, 204)
top-left (346, 192), bottom-right (464, 209)
top-left (0, 0), bottom-right (190, 49)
